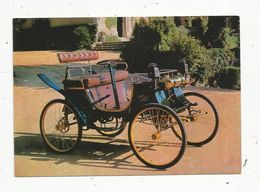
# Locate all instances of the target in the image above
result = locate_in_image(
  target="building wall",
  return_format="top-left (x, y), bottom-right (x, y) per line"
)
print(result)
top-left (96, 17), bottom-right (118, 36)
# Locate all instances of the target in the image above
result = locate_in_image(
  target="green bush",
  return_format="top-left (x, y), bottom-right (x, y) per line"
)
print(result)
top-left (207, 48), bottom-right (236, 72)
top-left (168, 27), bottom-right (212, 83)
top-left (148, 17), bottom-right (176, 51)
top-left (131, 18), bottom-right (212, 83)
top-left (132, 19), bottom-right (161, 50)
top-left (218, 27), bottom-right (239, 50)
top-left (13, 21), bottom-right (97, 51)
top-left (121, 17), bottom-right (240, 89)
top-left (207, 48), bottom-right (236, 87)
top-left (121, 20), bottom-right (161, 72)
top-left (121, 18), bottom-right (210, 80)
top-left (121, 41), bottom-right (158, 72)
top-left (73, 25), bottom-right (97, 50)
top-left (214, 66), bottom-right (240, 89)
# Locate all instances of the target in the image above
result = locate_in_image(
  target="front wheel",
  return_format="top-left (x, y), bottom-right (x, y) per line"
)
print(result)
top-left (175, 92), bottom-right (219, 146)
top-left (40, 99), bottom-right (82, 153)
top-left (128, 103), bottom-right (186, 169)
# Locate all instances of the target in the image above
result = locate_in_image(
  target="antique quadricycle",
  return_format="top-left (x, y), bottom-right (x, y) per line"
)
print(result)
top-left (37, 51), bottom-right (218, 169)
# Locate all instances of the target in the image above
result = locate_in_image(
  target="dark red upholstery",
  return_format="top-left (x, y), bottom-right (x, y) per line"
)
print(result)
top-left (58, 51), bottom-right (99, 63)
top-left (83, 70), bottom-right (129, 88)
top-left (88, 81), bottom-right (129, 110)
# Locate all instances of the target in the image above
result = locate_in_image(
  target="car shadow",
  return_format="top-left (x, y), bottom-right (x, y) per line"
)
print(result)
top-left (14, 132), bottom-right (160, 172)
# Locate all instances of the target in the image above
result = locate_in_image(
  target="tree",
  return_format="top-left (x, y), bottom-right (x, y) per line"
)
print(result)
top-left (13, 19), bottom-right (26, 50)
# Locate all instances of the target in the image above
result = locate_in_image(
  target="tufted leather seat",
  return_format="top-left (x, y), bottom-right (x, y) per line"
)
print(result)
top-left (58, 51), bottom-right (99, 63)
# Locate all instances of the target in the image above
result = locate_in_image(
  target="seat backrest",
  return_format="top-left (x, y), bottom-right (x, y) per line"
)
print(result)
top-left (84, 70), bottom-right (131, 111)
top-left (82, 70), bottom-right (129, 88)
top-left (58, 51), bottom-right (99, 63)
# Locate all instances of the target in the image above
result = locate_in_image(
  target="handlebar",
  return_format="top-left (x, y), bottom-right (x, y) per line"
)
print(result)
top-left (97, 59), bottom-right (128, 71)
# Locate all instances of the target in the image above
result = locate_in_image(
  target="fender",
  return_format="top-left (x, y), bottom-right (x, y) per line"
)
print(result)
top-left (37, 73), bottom-right (88, 126)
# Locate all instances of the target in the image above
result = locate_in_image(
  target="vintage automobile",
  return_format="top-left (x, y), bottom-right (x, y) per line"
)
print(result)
top-left (37, 51), bottom-right (218, 169)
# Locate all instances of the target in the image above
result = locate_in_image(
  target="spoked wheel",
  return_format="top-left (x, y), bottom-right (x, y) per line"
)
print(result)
top-left (40, 99), bottom-right (82, 153)
top-left (95, 116), bottom-right (127, 137)
top-left (128, 103), bottom-right (186, 169)
top-left (169, 92), bottom-right (219, 146)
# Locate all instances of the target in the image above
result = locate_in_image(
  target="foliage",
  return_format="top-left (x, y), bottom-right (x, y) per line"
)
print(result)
top-left (185, 17), bottom-right (193, 28)
top-left (132, 19), bottom-right (161, 50)
top-left (31, 19), bottom-right (52, 49)
top-left (214, 66), bottom-right (240, 89)
top-left (73, 25), bottom-right (97, 50)
top-left (207, 48), bottom-right (236, 86)
top-left (207, 48), bottom-right (235, 71)
top-left (13, 19), bottom-right (26, 51)
top-left (123, 17), bottom-right (215, 82)
top-left (218, 27), bottom-right (239, 50)
top-left (148, 17), bottom-right (177, 51)
top-left (203, 17), bottom-right (225, 48)
top-left (168, 27), bottom-right (212, 83)
top-left (13, 19), bottom-right (97, 51)
top-left (121, 16), bottom-right (240, 88)
top-left (199, 17), bottom-right (209, 35)
top-left (121, 19), bottom-right (161, 72)
top-left (13, 19), bottom-right (26, 34)
top-left (230, 16), bottom-right (240, 34)
top-left (14, 19), bottom-right (52, 50)
top-left (105, 17), bottom-right (117, 29)
top-left (121, 42), bottom-right (158, 72)
top-left (186, 16), bottom-right (208, 46)
top-left (13, 17), bottom-right (240, 89)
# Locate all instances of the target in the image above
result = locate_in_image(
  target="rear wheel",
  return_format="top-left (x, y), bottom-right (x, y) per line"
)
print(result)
top-left (95, 116), bottom-right (127, 137)
top-left (128, 103), bottom-right (186, 169)
top-left (40, 99), bottom-right (82, 153)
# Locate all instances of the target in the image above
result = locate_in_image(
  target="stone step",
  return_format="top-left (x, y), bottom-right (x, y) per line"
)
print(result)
top-left (97, 40), bottom-right (129, 44)
top-left (95, 44), bottom-right (127, 47)
top-left (92, 46), bottom-right (126, 51)
top-left (92, 41), bottom-right (129, 51)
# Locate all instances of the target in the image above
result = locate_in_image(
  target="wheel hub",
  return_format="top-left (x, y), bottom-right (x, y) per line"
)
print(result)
top-left (56, 118), bottom-right (69, 133)
top-left (190, 115), bottom-right (197, 122)
top-left (152, 131), bottom-right (161, 140)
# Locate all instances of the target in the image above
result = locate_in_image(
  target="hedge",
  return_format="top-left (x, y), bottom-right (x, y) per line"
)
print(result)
top-left (215, 66), bottom-right (240, 89)
top-left (13, 24), bottom-right (97, 51)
